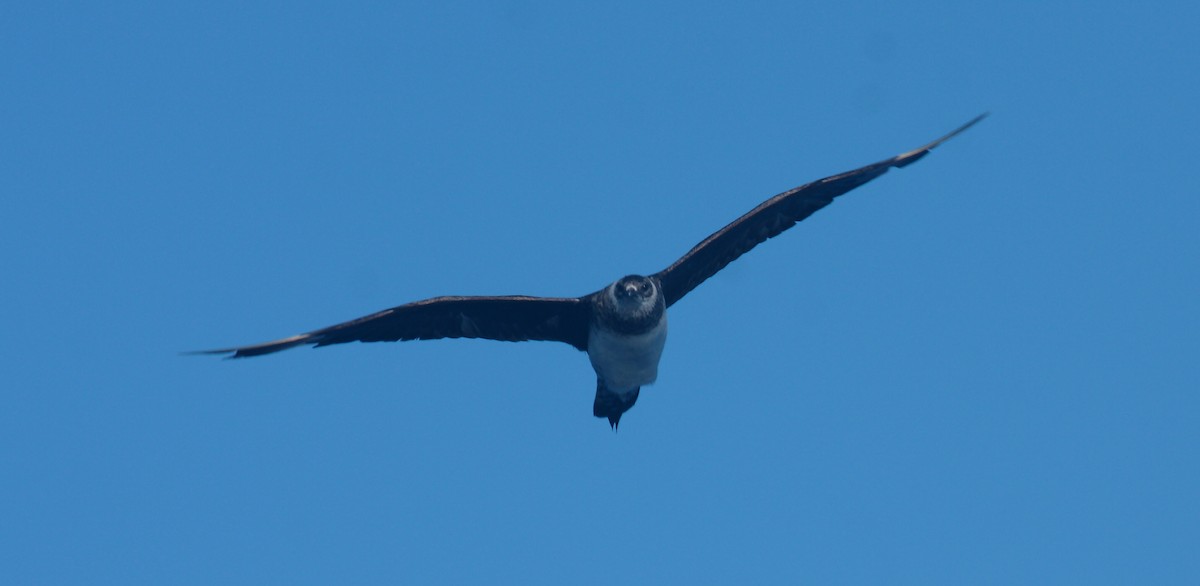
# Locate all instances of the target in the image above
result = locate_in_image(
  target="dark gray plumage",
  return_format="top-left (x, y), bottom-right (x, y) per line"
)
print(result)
top-left (196, 114), bottom-right (986, 429)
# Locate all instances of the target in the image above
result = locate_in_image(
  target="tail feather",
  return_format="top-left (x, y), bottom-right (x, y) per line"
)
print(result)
top-left (593, 380), bottom-right (640, 430)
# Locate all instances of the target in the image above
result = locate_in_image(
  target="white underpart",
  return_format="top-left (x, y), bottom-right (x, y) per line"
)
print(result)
top-left (587, 315), bottom-right (668, 394)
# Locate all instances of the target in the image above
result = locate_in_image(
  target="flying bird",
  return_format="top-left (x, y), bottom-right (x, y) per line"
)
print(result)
top-left (197, 114), bottom-right (986, 429)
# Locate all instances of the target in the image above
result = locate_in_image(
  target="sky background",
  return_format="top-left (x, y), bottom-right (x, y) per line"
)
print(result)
top-left (2, 1), bottom-right (1197, 584)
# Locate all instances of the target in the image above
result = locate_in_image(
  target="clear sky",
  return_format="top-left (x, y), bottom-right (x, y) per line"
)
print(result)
top-left (2, 1), bottom-right (1197, 584)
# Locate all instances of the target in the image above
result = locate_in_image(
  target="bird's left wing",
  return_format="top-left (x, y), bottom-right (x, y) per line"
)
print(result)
top-left (653, 114), bottom-right (986, 307)
top-left (194, 295), bottom-right (592, 358)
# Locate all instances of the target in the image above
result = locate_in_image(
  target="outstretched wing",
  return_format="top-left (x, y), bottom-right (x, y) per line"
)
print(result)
top-left (195, 295), bottom-right (592, 358)
top-left (652, 114), bottom-right (986, 307)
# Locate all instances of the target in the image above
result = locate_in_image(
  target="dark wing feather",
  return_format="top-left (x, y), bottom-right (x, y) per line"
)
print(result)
top-left (653, 114), bottom-right (986, 307)
top-left (195, 295), bottom-right (592, 358)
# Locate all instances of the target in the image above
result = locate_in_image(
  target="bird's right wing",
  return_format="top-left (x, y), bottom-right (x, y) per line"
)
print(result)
top-left (193, 295), bottom-right (592, 358)
top-left (653, 114), bottom-right (986, 307)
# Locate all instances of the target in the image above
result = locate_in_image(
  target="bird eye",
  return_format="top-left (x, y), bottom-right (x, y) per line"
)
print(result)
top-left (640, 282), bottom-right (650, 292)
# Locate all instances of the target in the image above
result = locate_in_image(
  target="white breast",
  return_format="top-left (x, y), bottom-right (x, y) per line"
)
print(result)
top-left (586, 316), bottom-right (668, 393)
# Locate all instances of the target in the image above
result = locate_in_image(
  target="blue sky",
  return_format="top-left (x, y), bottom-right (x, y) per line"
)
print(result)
top-left (2, 1), bottom-right (1197, 584)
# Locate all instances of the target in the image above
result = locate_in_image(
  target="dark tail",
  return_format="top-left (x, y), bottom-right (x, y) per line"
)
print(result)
top-left (593, 379), bottom-right (640, 430)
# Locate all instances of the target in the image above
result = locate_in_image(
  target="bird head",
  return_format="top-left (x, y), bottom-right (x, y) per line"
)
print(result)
top-left (604, 275), bottom-right (662, 320)
top-left (614, 275), bottom-right (655, 301)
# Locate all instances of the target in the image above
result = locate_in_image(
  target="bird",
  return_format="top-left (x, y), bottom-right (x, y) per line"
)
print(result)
top-left (195, 114), bottom-right (986, 429)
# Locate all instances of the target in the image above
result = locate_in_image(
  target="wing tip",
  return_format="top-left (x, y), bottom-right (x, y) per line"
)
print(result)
top-left (180, 348), bottom-right (237, 358)
top-left (184, 333), bottom-right (317, 359)
top-left (894, 112), bottom-right (989, 168)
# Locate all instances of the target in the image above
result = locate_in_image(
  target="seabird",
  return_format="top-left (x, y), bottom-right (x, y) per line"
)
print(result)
top-left (197, 114), bottom-right (986, 429)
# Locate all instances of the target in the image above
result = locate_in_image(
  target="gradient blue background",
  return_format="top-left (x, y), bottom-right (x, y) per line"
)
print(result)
top-left (3, 1), bottom-right (1197, 583)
